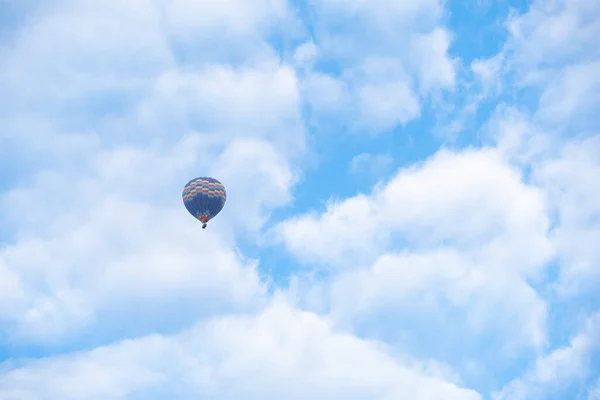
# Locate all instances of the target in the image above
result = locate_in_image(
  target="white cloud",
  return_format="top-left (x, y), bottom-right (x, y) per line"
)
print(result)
top-left (0, 0), bottom-right (305, 155)
top-left (466, 0), bottom-right (600, 132)
top-left (301, 71), bottom-right (350, 123)
top-left (164, 0), bottom-right (298, 38)
top-left (302, 56), bottom-right (421, 132)
top-left (0, 298), bottom-right (482, 400)
top-left (534, 135), bottom-right (600, 295)
top-left (293, 40), bottom-right (319, 70)
top-left (471, 53), bottom-right (504, 97)
top-left (504, 0), bottom-right (600, 83)
top-left (484, 106), bottom-right (551, 165)
top-left (275, 147), bottom-right (553, 357)
top-left (471, 0), bottom-right (600, 299)
top-left (319, 247), bottom-right (548, 358)
top-left (209, 137), bottom-right (298, 233)
top-left (409, 27), bottom-right (456, 93)
top-left (356, 79), bottom-right (420, 130)
top-left (298, 0), bottom-right (455, 133)
top-left (480, 48), bottom-right (600, 300)
top-left (493, 311), bottom-right (600, 400)
top-left (276, 147), bottom-right (552, 270)
top-left (135, 60), bottom-right (307, 156)
top-left (0, 0), bottom-right (172, 120)
top-left (535, 61), bottom-right (600, 131)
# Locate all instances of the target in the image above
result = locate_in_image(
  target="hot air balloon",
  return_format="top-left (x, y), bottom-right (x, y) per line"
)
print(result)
top-left (182, 177), bottom-right (226, 229)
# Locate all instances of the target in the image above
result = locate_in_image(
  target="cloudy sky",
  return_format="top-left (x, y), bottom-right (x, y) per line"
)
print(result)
top-left (0, 0), bottom-right (599, 398)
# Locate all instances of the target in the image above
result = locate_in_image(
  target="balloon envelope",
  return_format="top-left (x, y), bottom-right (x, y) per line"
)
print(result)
top-left (182, 177), bottom-right (226, 227)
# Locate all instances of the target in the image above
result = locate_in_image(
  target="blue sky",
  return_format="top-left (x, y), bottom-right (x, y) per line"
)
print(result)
top-left (0, 0), bottom-right (599, 399)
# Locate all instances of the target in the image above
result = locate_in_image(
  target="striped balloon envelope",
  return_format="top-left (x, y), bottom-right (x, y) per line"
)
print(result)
top-left (182, 176), bottom-right (226, 229)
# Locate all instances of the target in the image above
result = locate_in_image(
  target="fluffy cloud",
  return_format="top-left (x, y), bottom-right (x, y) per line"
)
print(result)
top-left (136, 61), bottom-right (307, 155)
top-left (210, 137), bottom-right (298, 233)
top-left (534, 135), bottom-right (600, 295)
top-left (535, 61), bottom-right (600, 132)
top-left (0, 299), bottom-right (481, 400)
top-left (493, 311), bottom-right (600, 400)
top-left (466, 0), bottom-right (600, 144)
top-left (276, 147), bottom-right (551, 270)
top-left (274, 0), bottom-right (600, 376)
top-left (298, 0), bottom-right (456, 133)
top-left (275, 146), bottom-right (553, 383)
top-left (504, 0), bottom-right (600, 83)
top-left (0, 0), bottom-right (304, 153)
top-left (478, 0), bottom-right (600, 297)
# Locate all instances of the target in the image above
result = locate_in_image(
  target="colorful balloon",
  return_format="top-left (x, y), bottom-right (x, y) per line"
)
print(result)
top-left (182, 177), bottom-right (226, 229)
